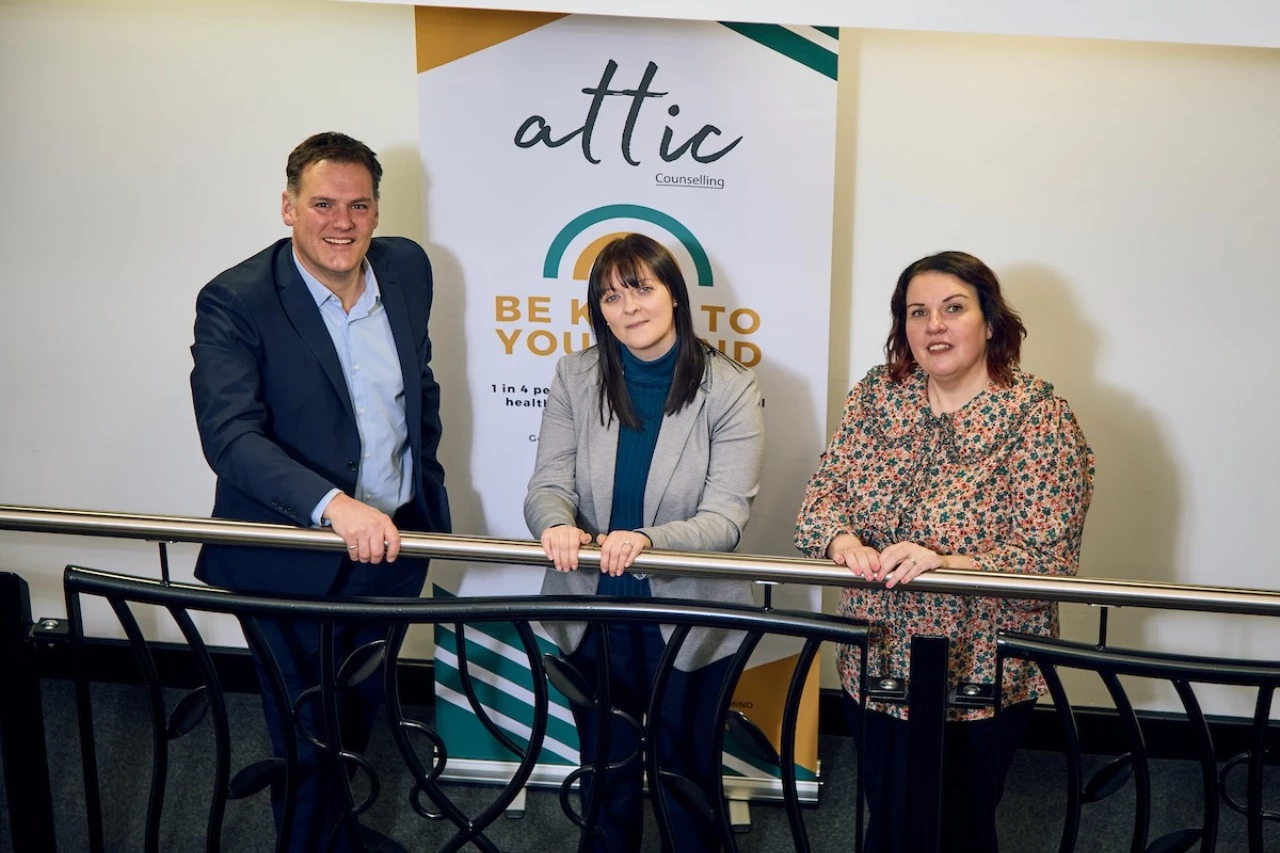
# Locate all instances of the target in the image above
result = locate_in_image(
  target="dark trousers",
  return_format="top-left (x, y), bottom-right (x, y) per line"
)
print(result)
top-left (845, 694), bottom-right (1036, 853)
top-left (246, 554), bottom-right (428, 853)
top-left (569, 622), bottom-right (732, 853)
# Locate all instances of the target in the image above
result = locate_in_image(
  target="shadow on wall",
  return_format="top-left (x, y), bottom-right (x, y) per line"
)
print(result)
top-left (378, 146), bottom-right (483, 660)
top-left (1003, 263), bottom-right (1182, 707)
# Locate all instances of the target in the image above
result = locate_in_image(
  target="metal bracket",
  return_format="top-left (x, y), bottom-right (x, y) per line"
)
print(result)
top-left (729, 798), bottom-right (751, 832)
top-left (28, 617), bottom-right (68, 645)
top-left (950, 682), bottom-right (996, 709)
top-left (504, 786), bottom-right (526, 819)
top-left (865, 674), bottom-right (909, 704)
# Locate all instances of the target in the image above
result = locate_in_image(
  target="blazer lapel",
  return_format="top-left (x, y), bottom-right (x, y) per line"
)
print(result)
top-left (371, 251), bottom-right (422, 441)
top-left (587, 403), bottom-right (619, 533)
top-left (275, 244), bottom-right (354, 419)
top-left (644, 385), bottom-right (707, 524)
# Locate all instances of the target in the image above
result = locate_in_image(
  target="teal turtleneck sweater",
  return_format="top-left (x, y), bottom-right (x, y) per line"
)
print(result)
top-left (599, 341), bottom-right (678, 596)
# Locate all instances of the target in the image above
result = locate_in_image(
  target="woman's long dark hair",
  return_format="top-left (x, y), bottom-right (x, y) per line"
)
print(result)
top-left (586, 233), bottom-right (707, 429)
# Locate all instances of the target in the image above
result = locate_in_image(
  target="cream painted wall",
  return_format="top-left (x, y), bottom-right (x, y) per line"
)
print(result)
top-left (2, 0), bottom-right (1278, 714)
top-left (827, 30), bottom-right (1280, 715)
top-left (0, 0), bottom-right (426, 649)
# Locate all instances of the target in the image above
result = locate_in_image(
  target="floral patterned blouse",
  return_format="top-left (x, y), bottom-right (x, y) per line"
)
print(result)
top-left (795, 365), bottom-right (1094, 721)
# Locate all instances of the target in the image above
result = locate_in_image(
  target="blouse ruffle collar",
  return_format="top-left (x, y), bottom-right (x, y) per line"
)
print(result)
top-left (859, 365), bottom-right (1054, 462)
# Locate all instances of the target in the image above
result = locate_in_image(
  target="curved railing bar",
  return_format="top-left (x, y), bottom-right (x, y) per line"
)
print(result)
top-left (439, 620), bottom-right (549, 853)
top-left (381, 623), bottom-right (447, 820)
top-left (64, 588), bottom-right (105, 853)
top-left (106, 598), bottom-right (168, 853)
top-left (165, 605), bottom-right (230, 853)
top-left (1037, 661), bottom-right (1084, 853)
top-left (1247, 687), bottom-right (1274, 852)
top-left (1096, 671), bottom-right (1148, 853)
top-left (1171, 679), bottom-right (1218, 853)
top-left (6, 504), bottom-right (1280, 614)
top-left (452, 623), bottom-right (525, 759)
top-left (237, 617), bottom-right (299, 853)
top-left (779, 637), bottom-right (824, 853)
top-left (644, 622), bottom-right (691, 852)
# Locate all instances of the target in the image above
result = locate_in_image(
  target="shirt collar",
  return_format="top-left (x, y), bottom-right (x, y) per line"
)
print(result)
top-left (292, 250), bottom-right (380, 309)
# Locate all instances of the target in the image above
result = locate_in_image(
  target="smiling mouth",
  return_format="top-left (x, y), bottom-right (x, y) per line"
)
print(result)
top-left (324, 238), bottom-right (355, 245)
top-left (927, 343), bottom-right (952, 352)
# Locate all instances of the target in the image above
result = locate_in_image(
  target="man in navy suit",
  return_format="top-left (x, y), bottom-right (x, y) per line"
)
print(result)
top-left (190, 132), bottom-right (450, 852)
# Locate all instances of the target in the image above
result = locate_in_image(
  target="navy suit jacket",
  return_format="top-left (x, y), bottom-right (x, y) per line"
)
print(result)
top-left (190, 236), bottom-right (451, 594)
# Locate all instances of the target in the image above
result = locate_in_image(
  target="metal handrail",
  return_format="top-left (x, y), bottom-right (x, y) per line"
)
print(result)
top-left (3, 503), bottom-right (1280, 616)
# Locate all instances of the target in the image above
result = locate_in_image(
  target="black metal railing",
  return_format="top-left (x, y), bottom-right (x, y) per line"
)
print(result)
top-left (997, 631), bottom-right (1280, 853)
top-left (56, 566), bottom-right (866, 853)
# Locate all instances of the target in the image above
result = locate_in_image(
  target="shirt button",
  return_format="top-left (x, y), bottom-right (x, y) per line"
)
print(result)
top-left (353, 364), bottom-right (361, 371)
top-left (358, 408), bottom-right (365, 415)
top-left (365, 452), bottom-right (372, 459)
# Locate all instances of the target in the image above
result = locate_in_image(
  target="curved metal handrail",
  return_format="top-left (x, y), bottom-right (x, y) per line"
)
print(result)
top-left (5, 503), bottom-right (1280, 615)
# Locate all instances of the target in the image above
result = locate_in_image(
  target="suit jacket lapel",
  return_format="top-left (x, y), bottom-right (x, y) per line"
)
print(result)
top-left (275, 243), bottom-right (354, 419)
top-left (643, 388), bottom-right (706, 524)
top-left (370, 248), bottom-right (422, 447)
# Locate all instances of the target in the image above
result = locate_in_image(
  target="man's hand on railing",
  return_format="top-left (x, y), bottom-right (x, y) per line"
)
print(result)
top-left (322, 494), bottom-right (401, 564)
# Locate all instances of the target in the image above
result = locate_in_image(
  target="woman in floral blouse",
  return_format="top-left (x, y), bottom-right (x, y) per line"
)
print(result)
top-left (795, 251), bottom-right (1094, 853)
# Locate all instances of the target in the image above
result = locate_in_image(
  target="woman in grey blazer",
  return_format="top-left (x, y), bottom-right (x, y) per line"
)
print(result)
top-left (524, 233), bottom-right (764, 853)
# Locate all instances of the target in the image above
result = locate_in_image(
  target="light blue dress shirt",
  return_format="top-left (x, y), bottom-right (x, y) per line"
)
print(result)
top-left (294, 254), bottom-right (414, 525)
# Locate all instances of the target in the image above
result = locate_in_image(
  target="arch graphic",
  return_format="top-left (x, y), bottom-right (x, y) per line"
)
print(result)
top-left (542, 204), bottom-right (713, 287)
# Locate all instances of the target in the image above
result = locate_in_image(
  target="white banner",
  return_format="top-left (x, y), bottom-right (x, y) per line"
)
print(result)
top-left (419, 9), bottom-right (836, 794)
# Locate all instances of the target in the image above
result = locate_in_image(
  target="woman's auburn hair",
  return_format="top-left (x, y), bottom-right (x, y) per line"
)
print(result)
top-left (883, 250), bottom-right (1026, 385)
top-left (586, 233), bottom-right (707, 429)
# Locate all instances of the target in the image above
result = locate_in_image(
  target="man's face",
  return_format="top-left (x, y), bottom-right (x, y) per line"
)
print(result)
top-left (281, 159), bottom-right (379, 293)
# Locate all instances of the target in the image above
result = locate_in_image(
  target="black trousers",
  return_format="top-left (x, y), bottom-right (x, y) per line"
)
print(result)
top-left (844, 693), bottom-right (1036, 853)
top-left (569, 622), bottom-right (733, 853)
top-left (246, 551), bottom-right (427, 853)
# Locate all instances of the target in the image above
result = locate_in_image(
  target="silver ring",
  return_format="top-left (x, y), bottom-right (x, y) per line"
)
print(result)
top-left (347, 544), bottom-right (358, 550)
top-left (623, 540), bottom-right (634, 548)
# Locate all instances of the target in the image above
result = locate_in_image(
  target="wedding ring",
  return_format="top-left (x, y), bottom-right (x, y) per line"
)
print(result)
top-left (623, 540), bottom-right (634, 548)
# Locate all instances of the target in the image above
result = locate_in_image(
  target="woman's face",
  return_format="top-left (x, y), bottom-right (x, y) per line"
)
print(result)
top-left (904, 271), bottom-right (992, 387)
top-left (599, 263), bottom-right (678, 361)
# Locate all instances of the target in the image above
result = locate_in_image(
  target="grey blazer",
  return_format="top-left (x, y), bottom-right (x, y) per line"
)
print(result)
top-left (524, 345), bottom-right (765, 671)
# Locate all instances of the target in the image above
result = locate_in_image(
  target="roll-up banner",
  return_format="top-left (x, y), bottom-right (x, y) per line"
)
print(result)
top-left (418, 8), bottom-right (837, 800)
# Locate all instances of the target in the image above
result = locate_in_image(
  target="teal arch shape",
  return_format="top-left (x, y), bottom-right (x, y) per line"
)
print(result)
top-left (542, 204), bottom-right (713, 287)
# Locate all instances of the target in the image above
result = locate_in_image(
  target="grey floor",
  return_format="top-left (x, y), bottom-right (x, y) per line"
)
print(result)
top-left (2, 681), bottom-right (1278, 852)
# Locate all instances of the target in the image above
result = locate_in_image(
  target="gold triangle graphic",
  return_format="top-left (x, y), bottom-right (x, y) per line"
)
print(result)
top-left (731, 653), bottom-right (821, 772)
top-left (416, 6), bottom-right (567, 74)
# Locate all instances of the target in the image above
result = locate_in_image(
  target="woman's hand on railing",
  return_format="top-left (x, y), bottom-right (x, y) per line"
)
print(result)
top-left (827, 533), bottom-right (882, 580)
top-left (540, 525), bottom-right (594, 572)
top-left (595, 531), bottom-right (651, 577)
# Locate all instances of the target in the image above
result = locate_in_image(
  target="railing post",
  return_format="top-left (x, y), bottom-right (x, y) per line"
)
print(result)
top-left (0, 572), bottom-right (58, 852)
top-left (905, 634), bottom-right (949, 853)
